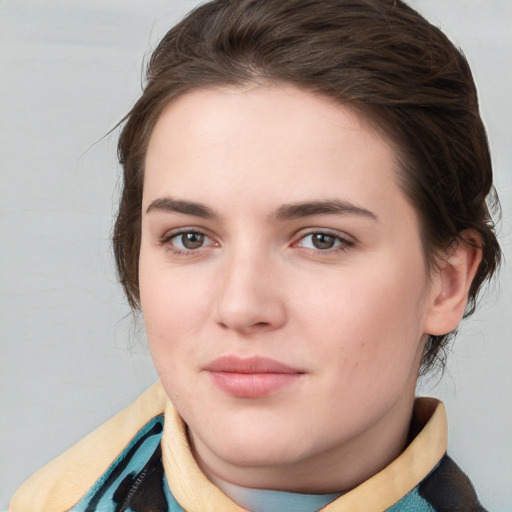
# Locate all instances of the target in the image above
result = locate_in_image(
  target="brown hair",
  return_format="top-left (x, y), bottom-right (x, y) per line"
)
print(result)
top-left (114, 0), bottom-right (501, 371)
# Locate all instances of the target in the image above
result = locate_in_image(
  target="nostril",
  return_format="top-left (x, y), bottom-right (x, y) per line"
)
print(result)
top-left (253, 321), bottom-right (271, 330)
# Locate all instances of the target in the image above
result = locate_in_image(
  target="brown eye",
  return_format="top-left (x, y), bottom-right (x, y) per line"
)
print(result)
top-left (180, 232), bottom-right (205, 249)
top-left (163, 230), bottom-right (217, 255)
top-left (311, 233), bottom-right (336, 250)
top-left (295, 231), bottom-right (352, 252)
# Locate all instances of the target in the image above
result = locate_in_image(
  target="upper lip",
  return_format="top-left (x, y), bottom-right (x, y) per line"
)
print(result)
top-left (204, 355), bottom-right (304, 374)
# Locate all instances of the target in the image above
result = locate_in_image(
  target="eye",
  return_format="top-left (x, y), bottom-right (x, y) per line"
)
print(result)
top-left (174, 232), bottom-right (207, 250)
top-left (295, 231), bottom-right (353, 251)
top-left (161, 230), bottom-right (217, 254)
top-left (303, 233), bottom-right (339, 250)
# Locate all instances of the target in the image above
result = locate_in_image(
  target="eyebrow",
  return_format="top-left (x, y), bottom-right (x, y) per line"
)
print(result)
top-left (146, 197), bottom-right (218, 218)
top-left (146, 196), bottom-right (377, 222)
top-left (272, 200), bottom-right (378, 222)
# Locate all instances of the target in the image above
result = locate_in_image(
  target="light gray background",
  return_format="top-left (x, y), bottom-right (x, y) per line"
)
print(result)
top-left (1, 1), bottom-right (511, 511)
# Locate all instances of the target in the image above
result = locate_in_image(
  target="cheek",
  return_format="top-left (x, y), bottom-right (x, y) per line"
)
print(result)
top-left (139, 251), bottom-right (211, 360)
top-left (138, 252), bottom-right (221, 415)
top-left (297, 257), bottom-right (428, 382)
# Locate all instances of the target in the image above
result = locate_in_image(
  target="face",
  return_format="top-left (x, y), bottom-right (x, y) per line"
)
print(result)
top-left (139, 85), bottom-right (438, 492)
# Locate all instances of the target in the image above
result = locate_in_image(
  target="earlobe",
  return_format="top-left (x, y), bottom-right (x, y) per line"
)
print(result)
top-left (424, 233), bottom-right (483, 336)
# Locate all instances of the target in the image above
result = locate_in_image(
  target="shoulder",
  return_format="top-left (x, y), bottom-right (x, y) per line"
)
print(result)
top-left (9, 382), bottom-right (168, 512)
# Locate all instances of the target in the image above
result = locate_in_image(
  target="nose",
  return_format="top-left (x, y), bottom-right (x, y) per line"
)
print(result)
top-left (214, 249), bottom-right (287, 335)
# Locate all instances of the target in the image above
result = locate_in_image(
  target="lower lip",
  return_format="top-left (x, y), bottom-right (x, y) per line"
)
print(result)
top-left (209, 372), bottom-right (302, 398)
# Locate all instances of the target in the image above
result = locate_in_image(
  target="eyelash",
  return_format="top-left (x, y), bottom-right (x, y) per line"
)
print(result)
top-left (159, 229), bottom-right (217, 256)
top-left (159, 228), bottom-right (354, 256)
top-left (292, 229), bottom-right (354, 255)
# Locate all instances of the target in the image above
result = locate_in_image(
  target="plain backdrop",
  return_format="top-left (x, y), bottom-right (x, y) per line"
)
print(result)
top-left (1, 1), bottom-right (511, 510)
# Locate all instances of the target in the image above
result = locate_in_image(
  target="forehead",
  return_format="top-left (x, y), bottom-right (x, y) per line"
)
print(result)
top-left (144, 85), bottom-right (402, 204)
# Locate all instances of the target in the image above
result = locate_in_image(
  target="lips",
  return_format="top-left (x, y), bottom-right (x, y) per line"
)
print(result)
top-left (204, 356), bottom-right (304, 398)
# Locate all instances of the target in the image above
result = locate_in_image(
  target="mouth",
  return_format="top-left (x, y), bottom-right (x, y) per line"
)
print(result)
top-left (204, 355), bottom-right (305, 398)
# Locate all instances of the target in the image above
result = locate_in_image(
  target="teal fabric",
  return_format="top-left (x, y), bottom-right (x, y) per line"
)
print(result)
top-left (69, 415), bottom-right (176, 512)
top-left (387, 487), bottom-right (436, 512)
top-left (161, 474), bottom-right (185, 512)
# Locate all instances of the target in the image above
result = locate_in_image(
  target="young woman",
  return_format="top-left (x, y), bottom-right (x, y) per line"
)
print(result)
top-left (9, 0), bottom-right (504, 511)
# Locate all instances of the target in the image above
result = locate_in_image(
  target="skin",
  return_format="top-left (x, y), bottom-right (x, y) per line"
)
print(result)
top-left (139, 85), bottom-right (478, 494)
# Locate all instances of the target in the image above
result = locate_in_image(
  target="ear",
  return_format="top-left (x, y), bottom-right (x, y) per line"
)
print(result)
top-left (423, 232), bottom-right (483, 336)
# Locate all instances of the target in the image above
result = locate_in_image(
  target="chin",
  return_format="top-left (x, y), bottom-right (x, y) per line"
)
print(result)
top-left (195, 413), bottom-right (313, 466)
